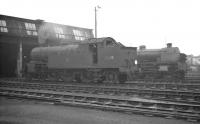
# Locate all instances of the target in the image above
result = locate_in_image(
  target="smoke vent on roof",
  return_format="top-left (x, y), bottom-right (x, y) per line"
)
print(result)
top-left (167, 43), bottom-right (172, 48)
top-left (139, 45), bottom-right (146, 50)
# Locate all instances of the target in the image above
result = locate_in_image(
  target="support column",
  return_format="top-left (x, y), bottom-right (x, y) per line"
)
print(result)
top-left (17, 41), bottom-right (22, 78)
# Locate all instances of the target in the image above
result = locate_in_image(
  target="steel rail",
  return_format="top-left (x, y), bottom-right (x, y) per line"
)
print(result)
top-left (0, 87), bottom-right (199, 122)
top-left (0, 81), bottom-right (200, 105)
top-left (1, 79), bottom-right (200, 91)
top-left (1, 78), bottom-right (199, 91)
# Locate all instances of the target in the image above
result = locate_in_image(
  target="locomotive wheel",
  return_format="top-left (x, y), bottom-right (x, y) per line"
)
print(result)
top-left (48, 72), bottom-right (59, 81)
top-left (60, 74), bottom-right (73, 82)
top-left (25, 73), bottom-right (33, 81)
top-left (118, 73), bottom-right (127, 83)
top-left (173, 71), bottom-right (184, 81)
top-left (37, 73), bottom-right (46, 81)
top-left (106, 71), bottom-right (118, 83)
top-left (73, 73), bottom-right (82, 83)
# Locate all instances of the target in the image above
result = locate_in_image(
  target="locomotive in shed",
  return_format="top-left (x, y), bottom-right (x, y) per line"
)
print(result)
top-left (27, 37), bottom-right (137, 83)
top-left (136, 43), bottom-right (187, 80)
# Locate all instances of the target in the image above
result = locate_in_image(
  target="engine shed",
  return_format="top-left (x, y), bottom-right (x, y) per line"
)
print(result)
top-left (0, 14), bottom-right (94, 77)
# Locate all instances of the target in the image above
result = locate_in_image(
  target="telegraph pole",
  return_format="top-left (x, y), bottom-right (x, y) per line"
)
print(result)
top-left (95, 6), bottom-right (101, 38)
top-left (95, 6), bottom-right (97, 38)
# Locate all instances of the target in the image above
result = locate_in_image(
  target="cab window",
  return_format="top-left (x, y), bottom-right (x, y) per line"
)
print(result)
top-left (106, 40), bottom-right (114, 47)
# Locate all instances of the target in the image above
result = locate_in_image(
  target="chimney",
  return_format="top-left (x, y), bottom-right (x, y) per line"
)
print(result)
top-left (167, 43), bottom-right (172, 48)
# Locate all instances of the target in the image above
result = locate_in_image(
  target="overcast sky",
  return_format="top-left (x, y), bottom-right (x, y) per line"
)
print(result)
top-left (1, 0), bottom-right (200, 55)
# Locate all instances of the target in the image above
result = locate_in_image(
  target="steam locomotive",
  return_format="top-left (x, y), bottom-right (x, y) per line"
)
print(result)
top-left (27, 37), bottom-right (187, 83)
top-left (27, 37), bottom-right (137, 83)
top-left (136, 43), bottom-right (187, 80)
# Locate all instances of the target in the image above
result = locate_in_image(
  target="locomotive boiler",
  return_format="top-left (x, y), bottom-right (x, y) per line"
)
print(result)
top-left (136, 43), bottom-right (187, 80)
top-left (27, 37), bottom-right (137, 83)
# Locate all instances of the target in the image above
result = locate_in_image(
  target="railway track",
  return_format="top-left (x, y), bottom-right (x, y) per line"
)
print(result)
top-left (0, 87), bottom-right (199, 122)
top-left (135, 79), bottom-right (200, 83)
top-left (1, 78), bottom-right (200, 91)
top-left (0, 80), bottom-right (200, 105)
